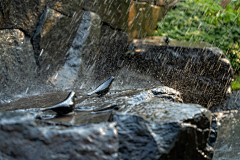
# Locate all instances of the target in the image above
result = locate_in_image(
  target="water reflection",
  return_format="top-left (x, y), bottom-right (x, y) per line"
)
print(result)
top-left (48, 111), bottom-right (112, 125)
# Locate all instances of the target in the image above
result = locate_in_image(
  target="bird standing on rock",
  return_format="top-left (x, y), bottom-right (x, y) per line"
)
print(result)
top-left (87, 76), bottom-right (115, 96)
top-left (41, 91), bottom-right (76, 115)
top-left (165, 36), bottom-right (170, 45)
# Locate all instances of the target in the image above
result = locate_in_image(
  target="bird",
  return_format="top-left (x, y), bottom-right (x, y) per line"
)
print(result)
top-left (165, 36), bottom-right (170, 45)
top-left (41, 91), bottom-right (76, 115)
top-left (87, 76), bottom-right (115, 96)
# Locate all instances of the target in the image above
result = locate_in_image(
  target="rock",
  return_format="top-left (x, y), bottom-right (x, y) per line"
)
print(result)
top-left (48, 0), bottom-right (84, 16)
top-left (212, 110), bottom-right (240, 160)
top-left (84, 0), bottom-right (131, 31)
top-left (210, 90), bottom-right (240, 111)
top-left (128, 1), bottom-right (163, 40)
top-left (63, 11), bottom-right (102, 88)
top-left (0, 112), bottom-right (118, 160)
top-left (110, 91), bottom-right (212, 159)
top-left (151, 86), bottom-right (183, 102)
top-left (83, 0), bottom-right (169, 40)
top-left (36, 8), bottom-right (84, 85)
top-left (110, 114), bottom-right (163, 159)
top-left (155, 0), bottom-right (180, 9)
top-left (40, 10), bottom-right (101, 88)
top-left (0, 86), bottom-right (213, 159)
top-left (90, 24), bottom-right (128, 84)
top-left (127, 37), bottom-right (233, 108)
top-left (77, 87), bottom-right (212, 159)
top-left (0, 29), bottom-right (37, 101)
top-left (0, 0), bottom-right (48, 36)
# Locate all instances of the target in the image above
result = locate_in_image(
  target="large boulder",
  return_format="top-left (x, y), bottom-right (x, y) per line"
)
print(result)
top-left (126, 37), bottom-right (233, 108)
top-left (0, 0), bottom-right (48, 36)
top-left (84, 0), bottom-right (131, 31)
top-left (0, 86), bottom-right (213, 159)
top-left (83, 0), bottom-right (170, 40)
top-left (35, 8), bottom-right (84, 84)
top-left (110, 88), bottom-right (213, 159)
top-left (0, 112), bottom-right (118, 160)
top-left (48, 0), bottom-right (84, 16)
top-left (0, 29), bottom-right (37, 101)
top-left (39, 11), bottom-right (101, 88)
top-left (128, 1), bottom-right (163, 40)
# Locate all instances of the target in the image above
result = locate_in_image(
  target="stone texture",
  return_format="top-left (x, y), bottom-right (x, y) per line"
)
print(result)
top-left (37, 8), bottom-right (84, 83)
top-left (76, 86), bottom-right (212, 159)
top-left (79, 23), bottom-right (129, 89)
top-left (84, 0), bottom-right (131, 31)
top-left (212, 110), bottom-right (240, 160)
top-left (127, 37), bottom-right (233, 108)
top-left (0, 112), bottom-right (118, 160)
top-left (83, 0), bottom-right (169, 40)
top-left (43, 11), bottom-right (101, 88)
top-left (112, 91), bottom-right (212, 159)
top-left (52, 11), bottom-right (101, 88)
top-left (137, 0), bottom-right (179, 7)
top-left (0, 85), bottom-right (213, 159)
top-left (82, 87), bottom-right (212, 159)
top-left (0, 29), bottom-right (37, 101)
top-left (48, 0), bottom-right (84, 16)
top-left (0, 0), bottom-right (48, 36)
top-left (129, 1), bottom-right (162, 40)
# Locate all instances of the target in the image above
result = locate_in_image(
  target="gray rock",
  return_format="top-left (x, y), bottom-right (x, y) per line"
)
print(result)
top-left (50, 11), bottom-right (101, 88)
top-left (127, 37), bottom-right (233, 108)
top-left (37, 8), bottom-right (84, 82)
top-left (0, 0), bottom-right (48, 36)
top-left (0, 112), bottom-right (118, 160)
top-left (76, 87), bottom-right (212, 159)
top-left (35, 9), bottom-right (103, 89)
top-left (151, 86), bottom-right (183, 102)
top-left (0, 86), bottom-right (213, 159)
top-left (48, 0), bottom-right (84, 17)
top-left (0, 29), bottom-right (37, 101)
top-left (90, 24), bottom-right (128, 83)
top-left (111, 91), bottom-right (212, 159)
top-left (83, 0), bottom-right (131, 31)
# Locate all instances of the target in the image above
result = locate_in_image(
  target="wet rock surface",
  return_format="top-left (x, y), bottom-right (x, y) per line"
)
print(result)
top-left (127, 37), bottom-right (233, 108)
top-left (0, 86), bottom-right (213, 159)
top-left (37, 8), bottom-right (84, 83)
top-left (210, 90), bottom-right (240, 160)
top-left (0, 29), bottom-right (38, 101)
top-left (84, 0), bottom-right (131, 31)
top-left (0, 0), bottom-right (48, 36)
top-left (0, 0), bottom-right (234, 159)
top-left (212, 110), bottom-right (240, 160)
top-left (0, 112), bottom-right (118, 160)
top-left (48, 0), bottom-right (84, 16)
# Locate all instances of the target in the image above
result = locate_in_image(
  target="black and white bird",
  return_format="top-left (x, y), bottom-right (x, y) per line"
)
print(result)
top-left (165, 36), bottom-right (170, 45)
top-left (87, 76), bottom-right (115, 96)
top-left (41, 91), bottom-right (76, 115)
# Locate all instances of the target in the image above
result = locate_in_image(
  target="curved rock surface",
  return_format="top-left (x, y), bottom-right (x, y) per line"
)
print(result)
top-left (0, 0), bottom-right (48, 36)
top-left (126, 37), bottom-right (233, 108)
top-left (0, 29), bottom-right (37, 101)
top-left (0, 1), bottom-right (231, 159)
top-left (0, 86), bottom-right (213, 160)
top-left (0, 112), bottom-right (118, 160)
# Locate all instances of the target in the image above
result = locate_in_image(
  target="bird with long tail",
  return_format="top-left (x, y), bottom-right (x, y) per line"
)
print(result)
top-left (87, 76), bottom-right (114, 96)
top-left (41, 91), bottom-right (76, 115)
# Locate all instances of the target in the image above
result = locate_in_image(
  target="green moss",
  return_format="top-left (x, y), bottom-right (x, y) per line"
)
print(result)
top-left (232, 75), bottom-right (240, 91)
top-left (154, 0), bottom-right (240, 74)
